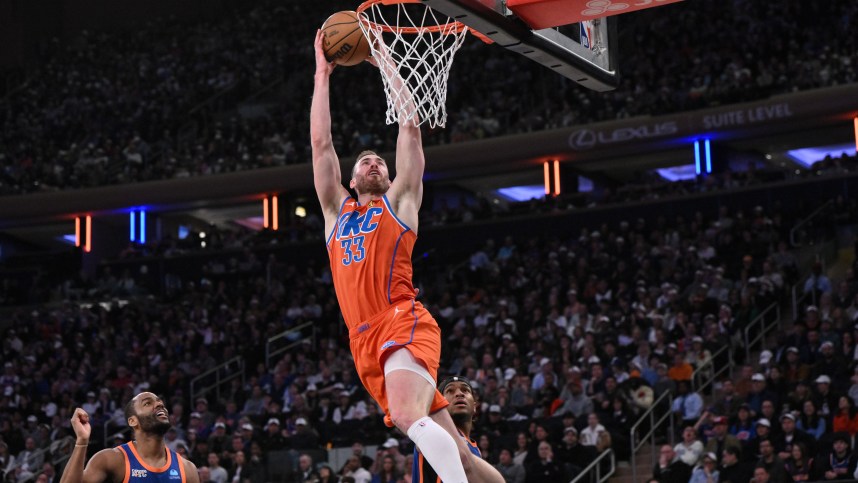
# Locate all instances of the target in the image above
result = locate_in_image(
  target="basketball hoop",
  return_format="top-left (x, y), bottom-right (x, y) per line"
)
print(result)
top-left (356, 0), bottom-right (488, 128)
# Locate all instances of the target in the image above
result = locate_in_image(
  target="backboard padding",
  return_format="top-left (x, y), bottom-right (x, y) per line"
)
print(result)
top-left (422, 0), bottom-right (619, 91)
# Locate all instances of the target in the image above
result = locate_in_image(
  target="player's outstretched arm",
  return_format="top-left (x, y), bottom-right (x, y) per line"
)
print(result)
top-left (60, 408), bottom-right (120, 483)
top-left (311, 29), bottom-right (349, 229)
top-left (368, 42), bottom-right (424, 226)
top-left (392, 82), bottom-right (423, 204)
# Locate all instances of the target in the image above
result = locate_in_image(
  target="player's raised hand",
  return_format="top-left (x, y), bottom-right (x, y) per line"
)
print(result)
top-left (365, 33), bottom-right (392, 70)
top-left (314, 30), bottom-right (336, 77)
top-left (70, 408), bottom-right (92, 443)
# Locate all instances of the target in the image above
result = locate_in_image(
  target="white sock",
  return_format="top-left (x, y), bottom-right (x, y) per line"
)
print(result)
top-left (407, 416), bottom-right (467, 483)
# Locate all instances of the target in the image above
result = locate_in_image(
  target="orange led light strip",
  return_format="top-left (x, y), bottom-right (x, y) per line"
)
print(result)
top-left (85, 216), bottom-right (91, 253)
top-left (272, 196), bottom-right (279, 231)
top-left (263, 198), bottom-right (269, 228)
top-left (74, 216), bottom-right (92, 251)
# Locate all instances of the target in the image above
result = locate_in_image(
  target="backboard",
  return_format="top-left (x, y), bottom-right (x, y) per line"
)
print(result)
top-left (423, 0), bottom-right (621, 91)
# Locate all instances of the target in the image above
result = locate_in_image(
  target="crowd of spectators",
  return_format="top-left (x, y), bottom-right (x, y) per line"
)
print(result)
top-left (649, 254), bottom-right (858, 482)
top-left (0, 1), bottom-right (856, 481)
top-left (1, 191), bottom-right (828, 483)
top-left (2, 0), bottom-right (857, 194)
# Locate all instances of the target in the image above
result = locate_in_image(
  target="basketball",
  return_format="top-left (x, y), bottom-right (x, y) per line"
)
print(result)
top-left (321, 11), bottom-right (370, 67)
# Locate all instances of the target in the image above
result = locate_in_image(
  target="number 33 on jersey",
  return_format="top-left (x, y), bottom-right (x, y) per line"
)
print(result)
top-left (327, 195), bottom-right (419, 331)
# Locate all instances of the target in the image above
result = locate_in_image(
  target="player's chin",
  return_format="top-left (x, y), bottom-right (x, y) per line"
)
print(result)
top-left (449, 406), bottom-right (471, 416)
top-left (143, 417), bottom-right (172, 435)
top-left (363, 180), bottom-right (390, 195)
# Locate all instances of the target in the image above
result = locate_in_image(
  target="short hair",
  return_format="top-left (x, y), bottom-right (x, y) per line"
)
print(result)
top-left (123, 398), bottom-right (137, 424)
top-left (352, 150), bottom-right (380, 178)
top-left (833, 432), bottom-right (851, 445)
top-left (723, 446), bottom-right (741, 458)
top-left (439, 376), bottom-right (474, 394)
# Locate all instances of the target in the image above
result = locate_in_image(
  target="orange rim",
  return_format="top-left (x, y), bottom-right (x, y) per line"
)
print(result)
top-left (356, 0), bottom-right (469, 36)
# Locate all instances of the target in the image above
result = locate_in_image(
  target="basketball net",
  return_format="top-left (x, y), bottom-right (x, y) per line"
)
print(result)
top-left (357, 0), bottom-right (474, 128)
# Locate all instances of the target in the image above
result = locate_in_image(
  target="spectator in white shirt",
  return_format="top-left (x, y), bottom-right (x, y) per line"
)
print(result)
top-left (579, 412), bottom-right (606, 446)
top-left (81, 391), bottom-right (101, 414)
top-left (674, 425), bottom-right (705, 466)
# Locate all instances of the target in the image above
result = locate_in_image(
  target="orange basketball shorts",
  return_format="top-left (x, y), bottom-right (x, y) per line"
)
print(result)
top-left (348, 298), bottom-right (448, 427)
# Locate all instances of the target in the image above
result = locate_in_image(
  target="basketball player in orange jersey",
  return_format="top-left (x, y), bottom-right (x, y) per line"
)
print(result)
top-left (60, 392), bottom-right (199, 483)
top-left (312, 29), bottom-right (502, 483)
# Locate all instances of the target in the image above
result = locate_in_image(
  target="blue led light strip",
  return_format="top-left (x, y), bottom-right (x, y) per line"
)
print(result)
top-left (694, 140), bottom-right (701, 175)
top-left (705, 139), bottom-right (712, 174)
top-left (140, 210), bottom-right (146, 244)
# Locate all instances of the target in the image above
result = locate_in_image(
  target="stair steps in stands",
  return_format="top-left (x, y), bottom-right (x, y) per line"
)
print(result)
top-left (610, 442), bottom-right (654, 483)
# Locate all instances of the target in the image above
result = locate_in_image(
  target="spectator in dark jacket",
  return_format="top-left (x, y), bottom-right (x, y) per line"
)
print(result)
top-left (554, 426), bottom-right (597, 480)
top-left (652, 444), bottom-right (692, 483)
top-left (717, 446), bottom-right (753, 483)
top-left (773, 413), bottom-right (816, 462)
top-left (525, 441), bottom-right (564, 483)
top-left (813, 432), bottom-right (858, 481)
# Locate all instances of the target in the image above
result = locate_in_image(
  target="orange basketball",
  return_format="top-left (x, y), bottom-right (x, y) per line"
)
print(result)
top-left (321, 11), bottom-right (370, 67)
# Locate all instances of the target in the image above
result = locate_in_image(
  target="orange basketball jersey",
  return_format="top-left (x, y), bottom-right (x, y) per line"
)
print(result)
top-left (327, 194), bottom-right (418, 330)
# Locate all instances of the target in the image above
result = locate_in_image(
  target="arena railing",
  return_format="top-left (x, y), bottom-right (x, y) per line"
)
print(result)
top-left (790, 247), bottom-right (836, 320)
top-left (629, 389), bottom-right (674, 483)
top-left (190, 355), bottom-right (245, 408)
top-left (265, 321), bottom-right (317, 369)
top-left (742, 301), bottom-right (781, 364)
top-left (3, 435), bottom-right (73, 482)
top-left (790, 199), bottom-right (834, 248)
top-left (102, 420), bottom-right (132, 449)
top-left (240, 74), bottom-right (286, 105)
top-left (691, 343), bottom-right (733, 396)
top-left (569, 448), bottom-right (614, 483)
top-left (791, 278), bottom-right (813, 322)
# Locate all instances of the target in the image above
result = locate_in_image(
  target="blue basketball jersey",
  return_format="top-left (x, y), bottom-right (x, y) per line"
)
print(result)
top-left (117, 442), bottom-right (186, 483)
top-left (411, 430), bottom-right (481, 483)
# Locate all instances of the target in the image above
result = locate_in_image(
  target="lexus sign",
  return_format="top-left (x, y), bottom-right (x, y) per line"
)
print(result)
top-left (568, 122), bottom-right (680, 150)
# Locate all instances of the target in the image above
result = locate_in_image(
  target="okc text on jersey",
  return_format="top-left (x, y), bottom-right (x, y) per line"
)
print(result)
top-left (336, 207), bottom-right (383, 240)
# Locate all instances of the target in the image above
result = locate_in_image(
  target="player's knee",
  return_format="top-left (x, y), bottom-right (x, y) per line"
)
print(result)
top-left (389, 408), bottom-right (420, 432)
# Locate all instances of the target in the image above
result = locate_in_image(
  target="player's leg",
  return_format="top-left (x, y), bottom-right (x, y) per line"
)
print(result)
top-left (428, 408), bottom-right (506, 483)
top-left (384, 348), bottom-right (471, 482)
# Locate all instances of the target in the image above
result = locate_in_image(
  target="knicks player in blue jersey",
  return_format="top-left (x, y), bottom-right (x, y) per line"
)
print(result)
top-left (413, 377), bottom-right (484, 483)
top-left (60, 392), bottom-right (199, 483)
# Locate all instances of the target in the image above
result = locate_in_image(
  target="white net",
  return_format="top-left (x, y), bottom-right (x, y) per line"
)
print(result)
top-left (357, 1), bottom-right (469, 128)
